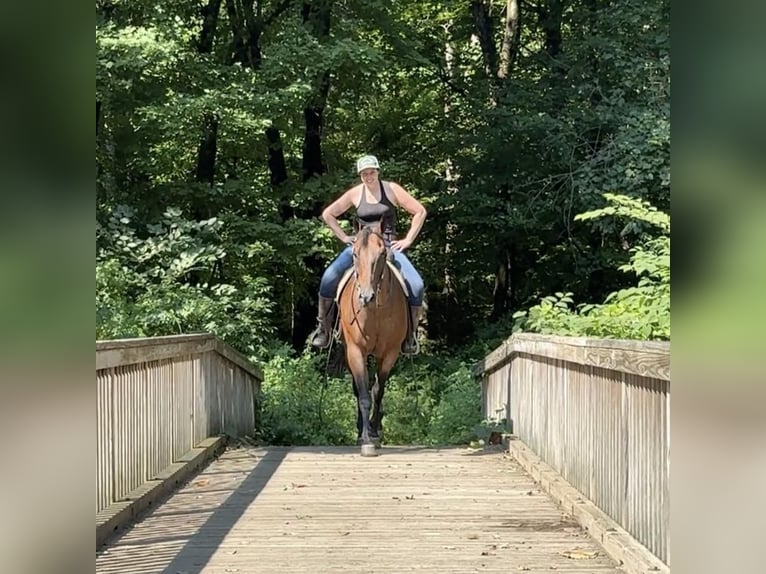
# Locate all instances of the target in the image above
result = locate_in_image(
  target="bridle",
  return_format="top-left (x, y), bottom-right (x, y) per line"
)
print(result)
top-left (350, 229), bottom-right (395, 323)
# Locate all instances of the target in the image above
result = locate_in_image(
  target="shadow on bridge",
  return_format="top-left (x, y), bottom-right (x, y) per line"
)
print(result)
top-left (97, 447), bottom-right (288, 574)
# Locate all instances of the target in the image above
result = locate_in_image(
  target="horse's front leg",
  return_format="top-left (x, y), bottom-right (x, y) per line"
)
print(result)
top-left (346, 346), bottom-right (376, 457)
top-left (370, 372), bottom-right (382, 447)
top-left (351, 378), bottom-right (363, 444)
top-left (371, 352), bottom-right (398, 448)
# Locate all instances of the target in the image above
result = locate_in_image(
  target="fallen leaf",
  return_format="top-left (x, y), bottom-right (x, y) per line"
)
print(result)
top-left (466, 534), bottom-right (479, 540)
top-left (561, 548), bottom-right (599, 560)
top-left (193, 479), bottom-right (209, 487)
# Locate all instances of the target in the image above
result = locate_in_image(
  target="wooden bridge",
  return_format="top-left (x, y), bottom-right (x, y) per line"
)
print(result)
top-left (96, 333), bottom-right (670, 574)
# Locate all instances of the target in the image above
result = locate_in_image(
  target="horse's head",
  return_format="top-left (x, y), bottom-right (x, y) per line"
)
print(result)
top-left (352, 223), bottom-right (388, 307)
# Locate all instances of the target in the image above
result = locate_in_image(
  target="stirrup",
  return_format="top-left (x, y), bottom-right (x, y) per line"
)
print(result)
top-left (401, 336), bottom-right (420, 355)
top-left (310, 328), bottom-right (331, 349)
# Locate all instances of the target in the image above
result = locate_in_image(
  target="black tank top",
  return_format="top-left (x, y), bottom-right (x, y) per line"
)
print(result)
top-left (355, 180), bottom-right (397, 237)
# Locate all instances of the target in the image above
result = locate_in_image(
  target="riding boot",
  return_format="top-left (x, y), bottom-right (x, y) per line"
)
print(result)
top-left (309, 296), bottom-right (336, 349)
top-left (401, 305), bottom-right (421, 355)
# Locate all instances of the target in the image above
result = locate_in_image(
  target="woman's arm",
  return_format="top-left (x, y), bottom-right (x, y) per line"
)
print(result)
top-left (388, 182), bottom-right (427, 251)
top-left (321, 186), bottom-right (358, 244)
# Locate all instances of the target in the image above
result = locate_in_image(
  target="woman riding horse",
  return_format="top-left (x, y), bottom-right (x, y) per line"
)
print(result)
top-left (339, 222), bottom-right (410, 454)
top-left (309, 155), bottom-right (427, 353)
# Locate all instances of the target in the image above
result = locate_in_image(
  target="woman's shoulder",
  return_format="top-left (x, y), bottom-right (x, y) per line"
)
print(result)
top-left (345, 182), bottom-right (365, 206)
top-left (382, 180), bottom-right (403, 203)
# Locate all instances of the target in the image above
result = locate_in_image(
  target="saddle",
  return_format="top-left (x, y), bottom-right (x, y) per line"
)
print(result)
top-left (335, 262), bottom-right (410, 304)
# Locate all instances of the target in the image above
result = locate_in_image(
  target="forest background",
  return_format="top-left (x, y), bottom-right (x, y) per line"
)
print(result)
top-left (96, 0), bottom-right (669, 445)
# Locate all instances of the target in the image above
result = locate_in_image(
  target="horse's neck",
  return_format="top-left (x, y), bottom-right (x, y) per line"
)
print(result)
top-left (376, 265), bottom-right (394, 299)
top-left (352, 265), bottom-right (395, 313)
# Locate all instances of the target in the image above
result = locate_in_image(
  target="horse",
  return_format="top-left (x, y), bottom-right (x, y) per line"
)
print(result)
top-left (338, 222), bottom-right (409, 457)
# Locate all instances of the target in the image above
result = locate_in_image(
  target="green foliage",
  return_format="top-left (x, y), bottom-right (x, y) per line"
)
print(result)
top-left (253, 349), bottom-right (484, 447)
top-left (427, 365), bottom-right (484, 445)
top-left (97, 205), bottom-right (275, 357)
top-left (97, 0), bottom-right (670, 445)
top-left (256, 349), bottom-right (358, 446)
top-left (516, 194), bottom-right (670, 340)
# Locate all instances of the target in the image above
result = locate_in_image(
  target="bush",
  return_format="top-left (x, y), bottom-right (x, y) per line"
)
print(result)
top-left (256, 348), bottom-right (357, 445)
top-left (255, 348), bottom-right (484, 447)
top-left (515, 194), bottom-right (670, 341)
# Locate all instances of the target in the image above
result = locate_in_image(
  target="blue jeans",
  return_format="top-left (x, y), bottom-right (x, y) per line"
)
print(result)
top-left (319, 246), bottom-right (424, 306)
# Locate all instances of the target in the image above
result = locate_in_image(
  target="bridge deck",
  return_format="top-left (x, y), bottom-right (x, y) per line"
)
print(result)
top-left (96, 445), bottom-right (620, 573)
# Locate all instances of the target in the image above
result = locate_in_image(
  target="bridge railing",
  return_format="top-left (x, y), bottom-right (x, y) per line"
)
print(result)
top-left (96, 334), bottom-right (262, 514)
top-left (476, 333), bottom-right (670, 565)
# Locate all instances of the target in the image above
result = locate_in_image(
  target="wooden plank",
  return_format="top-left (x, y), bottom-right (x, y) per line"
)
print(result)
top-left (96, 446), bottom-right (623, 573)
top-left (96, 436), bottom-right (227, 548)
top-left (96, 336), bottom-right (215, 370)
top-left (506, 438), bottom-right (669, 574)
top-left (213, 339), bottom-right (263, 381)
top-left (475, 333), bottom-right (669, 381)
top-left (97, 334), bottom-right (263, 380)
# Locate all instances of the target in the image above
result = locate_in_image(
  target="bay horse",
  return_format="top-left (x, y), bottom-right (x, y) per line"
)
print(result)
top-left (338, 222), bottom-right (409, 457)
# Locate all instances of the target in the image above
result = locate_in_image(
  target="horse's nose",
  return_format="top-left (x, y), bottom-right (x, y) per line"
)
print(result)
top-left (359, 290), bottom-right (375, 306)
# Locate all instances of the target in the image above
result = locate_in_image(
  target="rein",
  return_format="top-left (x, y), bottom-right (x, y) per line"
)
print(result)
top-left (350, 229), bottom-right (395, 323)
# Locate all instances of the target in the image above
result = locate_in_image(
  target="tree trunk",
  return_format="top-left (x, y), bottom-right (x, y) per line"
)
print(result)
top-left (198, 0), bottom-right (222, 53)
top-left (498, 0), bottom-right (520, 80)
top-left (472, 1), bottom-right (521, 101)
top-left (586, 0), bottom-right (602, 106)
top-left (301, 1), bottom-right (332, 204)
top-left (541, 0), bottom-right (563, 60)
top-left (491, 247), bottom-right (512, 319)
top-left (302, 72), bottom-right (330, 184)
top-left (439, 28), bottom-right (459, 342)
top-left (266, 126), bottom-right (292, 220)
top-left (193, 0), bottom-right (223, 220)
top-left (240, 0), bottom-right (263, 67)
top-left (294, 1), bottom-right (334, 349)
top-left (225, 0), bottom-right (262, 66)
top-left (97, 100), bottom-right (105, 205)
top-left (266, 126), bottom-right (288, 188)
top-left (301, 1), bottom-right (332, 186)
top-left (470, 1), bottom-right (497, 78)
top-left (195, 115), bottom-right (219, 186)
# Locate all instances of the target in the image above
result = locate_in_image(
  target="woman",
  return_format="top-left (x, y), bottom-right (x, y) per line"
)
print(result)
top-left (310, 154), bottom-right (427, 354)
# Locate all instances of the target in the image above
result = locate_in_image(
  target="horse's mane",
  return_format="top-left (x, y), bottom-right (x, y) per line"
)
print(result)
top-left (357, 224), bottom-right (378, 249)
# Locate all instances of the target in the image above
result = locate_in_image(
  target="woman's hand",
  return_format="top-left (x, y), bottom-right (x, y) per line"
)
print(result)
top-left (391, 237), bottom-right (412, 252)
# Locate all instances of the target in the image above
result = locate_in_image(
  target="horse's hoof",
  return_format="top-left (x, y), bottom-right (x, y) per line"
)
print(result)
top-left (360, 443), bottom-right (379, 457)
top-left (371, 437), bottom-right (381, 448)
